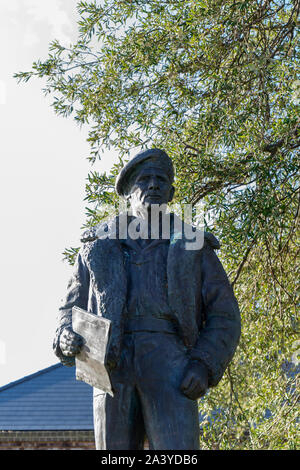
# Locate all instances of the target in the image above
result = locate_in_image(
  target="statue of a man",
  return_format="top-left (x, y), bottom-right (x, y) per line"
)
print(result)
top-left (53, 148), bottom-right (241, 450)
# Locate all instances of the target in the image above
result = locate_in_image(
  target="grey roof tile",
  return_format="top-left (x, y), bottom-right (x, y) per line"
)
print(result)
top-left (0, 363), bottom-right (93, 430)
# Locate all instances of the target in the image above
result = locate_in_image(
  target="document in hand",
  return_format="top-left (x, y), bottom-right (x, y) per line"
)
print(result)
top-left (72, 306), bottom-right (113, 396)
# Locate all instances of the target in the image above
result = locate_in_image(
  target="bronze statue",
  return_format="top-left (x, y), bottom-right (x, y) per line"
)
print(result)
top-left (53, 148), bottom-right (241, 450)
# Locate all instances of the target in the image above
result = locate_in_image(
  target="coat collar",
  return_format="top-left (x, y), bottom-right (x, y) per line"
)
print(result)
top-left (81, 212), bottom-right (219, 251)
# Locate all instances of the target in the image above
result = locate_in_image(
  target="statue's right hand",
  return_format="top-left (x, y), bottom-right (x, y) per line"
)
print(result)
top-left (59, 328), bottom-right (83, 357)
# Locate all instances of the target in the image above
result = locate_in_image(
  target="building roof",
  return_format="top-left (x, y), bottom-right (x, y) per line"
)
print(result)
top-left (0, 363), bottom-right (93, 430)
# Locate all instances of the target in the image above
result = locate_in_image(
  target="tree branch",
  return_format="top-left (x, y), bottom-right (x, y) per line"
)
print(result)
top-left (232, 238), bottom-right (257, 287)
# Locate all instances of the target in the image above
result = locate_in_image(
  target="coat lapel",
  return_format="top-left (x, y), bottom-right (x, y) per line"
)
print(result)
top-left (85, 236), bottom-right (127, 366)
top-left (167, 232), bottom-right (203, 349)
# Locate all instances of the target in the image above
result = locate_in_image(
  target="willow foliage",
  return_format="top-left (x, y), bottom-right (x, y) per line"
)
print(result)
top-left (16, 0), bottom-right (299, 449)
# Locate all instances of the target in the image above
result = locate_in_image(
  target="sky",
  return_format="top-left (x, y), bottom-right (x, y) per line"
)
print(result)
top-left (0, 0), bottom-right (119, 387)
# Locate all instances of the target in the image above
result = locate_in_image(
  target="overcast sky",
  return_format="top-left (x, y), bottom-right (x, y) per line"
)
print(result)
top-left (0, 0), bottom-right (118, 386)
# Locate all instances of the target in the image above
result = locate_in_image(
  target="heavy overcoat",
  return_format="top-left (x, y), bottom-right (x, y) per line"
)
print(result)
top-left (53, 215), bottom-right (241, 388)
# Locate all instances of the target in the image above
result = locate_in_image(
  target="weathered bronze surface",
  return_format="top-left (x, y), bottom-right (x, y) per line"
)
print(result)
top-left (53, 148), bottom-right (241, 450)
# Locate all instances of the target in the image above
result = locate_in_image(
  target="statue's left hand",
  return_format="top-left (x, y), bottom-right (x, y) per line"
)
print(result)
top-left (180, 361), bottom-right (208, 400)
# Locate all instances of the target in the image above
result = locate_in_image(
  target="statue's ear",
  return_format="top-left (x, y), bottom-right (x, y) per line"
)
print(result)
top-left (168, 185), bottom-right (175, 202)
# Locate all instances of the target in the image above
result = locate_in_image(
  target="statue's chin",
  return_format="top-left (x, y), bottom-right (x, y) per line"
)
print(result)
top-left (130, 200), bottom-right (168, 219)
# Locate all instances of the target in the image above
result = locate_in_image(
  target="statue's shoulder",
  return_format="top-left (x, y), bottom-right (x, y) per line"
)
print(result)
top-left (80, 225), bottom-right (99, 243)
top-left (79, 219), bottom-right (116, 262)
top-left (203, 231), bottom-right (220, 250)
top-left (80, 217), bottom-right (118, 244)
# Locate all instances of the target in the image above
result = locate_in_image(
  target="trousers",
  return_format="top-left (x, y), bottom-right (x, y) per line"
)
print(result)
top-left (93, 330), bottom-right (200, 450)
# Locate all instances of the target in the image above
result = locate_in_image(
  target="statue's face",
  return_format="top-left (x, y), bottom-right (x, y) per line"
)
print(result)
top-left (127, 163), bottom-right (174, 216)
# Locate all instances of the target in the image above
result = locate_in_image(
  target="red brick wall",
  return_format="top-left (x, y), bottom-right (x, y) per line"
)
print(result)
top-left (0, 430), bottom-right (95, 450)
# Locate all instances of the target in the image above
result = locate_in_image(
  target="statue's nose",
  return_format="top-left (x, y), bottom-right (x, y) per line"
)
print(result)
top-left (148, 177), bottom-right (159, 190)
